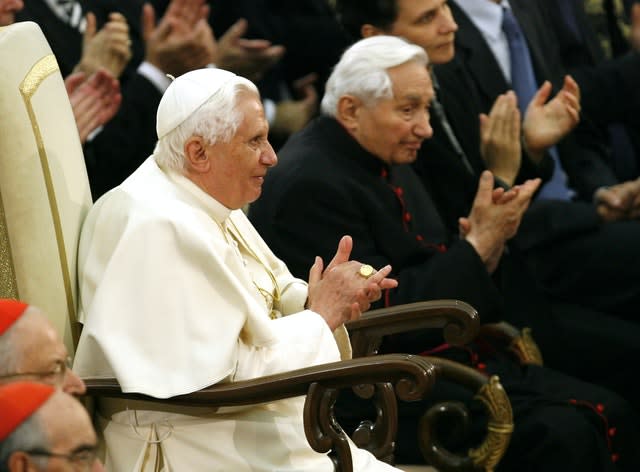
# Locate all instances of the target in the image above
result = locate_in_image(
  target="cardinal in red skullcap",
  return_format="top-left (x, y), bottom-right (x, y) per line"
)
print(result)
top-left (0, 298), bottom-right (28, 337)
top-left (0, 381), bottom-right (55, 441)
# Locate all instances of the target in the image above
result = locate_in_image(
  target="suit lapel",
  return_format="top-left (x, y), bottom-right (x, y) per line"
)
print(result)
top-left (509, 0), bottom-right (552, 86)
top-left (432, 59), bottom-right (484, 172)
top-left (510, 0), bottom-right (566, 88)
top-left (450, 0), bottom-right (509, 109)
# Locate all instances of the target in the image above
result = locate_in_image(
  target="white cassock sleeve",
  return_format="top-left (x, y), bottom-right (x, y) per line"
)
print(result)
top-left (74, 191), bottom-right (342, 399)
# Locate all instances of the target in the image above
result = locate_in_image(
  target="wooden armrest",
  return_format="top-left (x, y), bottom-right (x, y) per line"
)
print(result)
top-left (479, 322), bottom-right (543, 366)
top-left (346, 300), bottom-right (480, 357)
top-left (84, 354), bottom-right (441, 472)
top-left (83, 353), bottom-right (438, 406)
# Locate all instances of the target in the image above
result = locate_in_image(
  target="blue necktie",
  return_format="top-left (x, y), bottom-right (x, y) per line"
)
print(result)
top-left (502, 7), bottom-right (573, 200)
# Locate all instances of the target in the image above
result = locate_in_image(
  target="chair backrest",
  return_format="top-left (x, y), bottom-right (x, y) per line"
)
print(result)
top-left (0, 21), bottom-right (92, 356)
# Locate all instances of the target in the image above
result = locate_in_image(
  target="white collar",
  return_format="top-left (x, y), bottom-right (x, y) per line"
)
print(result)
top-left (160, 161), bottom-right (233, 226)
top-left (454, 0), bottom-right (511, 42)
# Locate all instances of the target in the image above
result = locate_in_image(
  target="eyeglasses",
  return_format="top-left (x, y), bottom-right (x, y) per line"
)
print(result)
top-left (0, 357), bottom-right (72, 387)
top-left (24, 447), bottom-right (99, 471)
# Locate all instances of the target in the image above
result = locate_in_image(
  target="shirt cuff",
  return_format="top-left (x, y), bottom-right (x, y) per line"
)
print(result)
top-left (137, 61), bottom-right (173, 94)
top-left (263, 98), bottom-right (276, 125)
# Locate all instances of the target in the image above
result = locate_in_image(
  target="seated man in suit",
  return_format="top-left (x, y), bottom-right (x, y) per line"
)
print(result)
top-left (72, 66), bottom-right (401, 471)
top-left (0, 299), bottom-right (85, 396)
top-left (248, 34), bottom-right (640, 470)
top-left (332, 0), bottom-right (640, 390)
top-left (0, 382), bottom-right (104, 471)
top-left (441, 0), bottom-right (640, 316)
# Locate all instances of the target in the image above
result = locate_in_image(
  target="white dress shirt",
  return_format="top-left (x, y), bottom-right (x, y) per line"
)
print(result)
top-left (454, 0), bottom-right (513, 82)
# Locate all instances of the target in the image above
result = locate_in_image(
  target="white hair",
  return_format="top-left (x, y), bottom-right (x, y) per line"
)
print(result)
top-left (0, 316), bottom-right (25, 376)
top-left (154, 76), bottom-right (259, 173)
top-left (0, 412), bottom-right (49, 471)
top-left (321, 35), bottom-right (429, 116)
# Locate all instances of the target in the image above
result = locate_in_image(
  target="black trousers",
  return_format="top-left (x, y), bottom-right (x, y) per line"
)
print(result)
top-left (336, 349), bottom-right (640, 471)
top-left (524, 218), bottom-right (640, 319)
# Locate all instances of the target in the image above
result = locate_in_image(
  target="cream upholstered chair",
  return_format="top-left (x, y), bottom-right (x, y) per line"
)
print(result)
top-left (0, 20), bottom-right (91, 356)
top-left (0, 22), bottom-right (512, 472)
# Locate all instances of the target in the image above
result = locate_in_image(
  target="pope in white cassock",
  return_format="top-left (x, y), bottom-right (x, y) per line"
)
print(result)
top-left (72, 67), bottom-right (402, 471)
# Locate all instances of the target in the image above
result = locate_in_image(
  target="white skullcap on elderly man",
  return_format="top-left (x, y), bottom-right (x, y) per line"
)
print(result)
top-left (156, 68), bottom-right (238, 139)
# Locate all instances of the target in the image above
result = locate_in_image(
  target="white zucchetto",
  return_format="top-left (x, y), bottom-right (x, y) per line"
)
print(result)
top-left (156, 68), bottom-right (237, 139)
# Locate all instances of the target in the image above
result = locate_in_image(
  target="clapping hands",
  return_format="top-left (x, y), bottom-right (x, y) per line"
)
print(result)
top-left (306, 236), bottom-right (397, 330)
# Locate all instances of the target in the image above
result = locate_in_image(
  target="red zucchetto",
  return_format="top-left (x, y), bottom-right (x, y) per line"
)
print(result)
top-left (0, 382), bottom-right (55, 441)
top-left (0, 299), bottom-right (28, 336)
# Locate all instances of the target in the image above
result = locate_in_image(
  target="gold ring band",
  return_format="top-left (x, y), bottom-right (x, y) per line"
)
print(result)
top-left (358, 264), bottom-right (374, 279)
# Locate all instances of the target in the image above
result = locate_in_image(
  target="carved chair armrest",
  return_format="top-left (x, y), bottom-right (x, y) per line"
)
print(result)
top-left (83, 353), bottom-right (438, 406)
top-left (346, 300), bottom-right (480, 358)
top-left (84, 354), bottom-right (440, 472)
top-left (418, 358), bottom-right (513, 472)
top-left (478, 322), bottom-right (544, 366)
top-left (342, 301), bottom-right (516, 470)
top-left (348, 356), bottom-right (513, 472)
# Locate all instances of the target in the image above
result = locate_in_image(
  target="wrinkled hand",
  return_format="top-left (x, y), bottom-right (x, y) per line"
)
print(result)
top-left (306, 235), bottom-right (398, 331)
top-left (522, 76), bottom-right (580, 162)
top-left (595, 179), bottom-right (640, 222)
top-left (631, 4), bottom-right (640, 52)
top-left (271, 73), bottom-right (318, 137)
top-left (479, 91), bottom-right (521, 186)
top-left (143, 0), bottom-right (217, 77)
top-left (215, 18), bottom-right (285, 82)
top-left (458, 186), bottom-right (521, 238)
top-left (65, 69), bottom-right (122, 143)
top-left (74, 12), bottom-right (132, 79)
top-left (460, 171), bottom-right (541, 273)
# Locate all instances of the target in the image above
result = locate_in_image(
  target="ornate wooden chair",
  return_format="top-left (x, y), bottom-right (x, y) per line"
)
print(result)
top-left (0, 21), bottom-right (517, 471)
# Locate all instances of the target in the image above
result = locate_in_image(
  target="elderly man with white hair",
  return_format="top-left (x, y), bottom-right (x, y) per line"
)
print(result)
top-left (248, 33), bottom-right (640, 471)
top-left (72, 66), bottom-right (401, 470)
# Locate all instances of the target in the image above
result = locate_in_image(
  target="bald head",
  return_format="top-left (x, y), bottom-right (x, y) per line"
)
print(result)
top-left (0, 307), bottom-right (85, 395)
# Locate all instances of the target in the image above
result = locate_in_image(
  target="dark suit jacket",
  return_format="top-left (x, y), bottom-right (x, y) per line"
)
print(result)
top-left (78, 0), bottom-right (163, 199)
top-left (538, 0), bottom-right (640, 181)
top-left (15, 0), bottom-right (84, 77)
top-left (447, 0), bottom-right (619, 200)
top-left (249, 116), bottom-right (571, 330)
top-left (207, 0), bottom-right (349, 97)
top-left (420, 65), bottom-right (601, 252)
top-left (83, 72), bottom-right (162, 200)
top-left (249, 116), bottom-right (640, 449)
top-left (420, 6), bottom-right (640, 319)
top-left (418, 62), bottom-right (555, 236)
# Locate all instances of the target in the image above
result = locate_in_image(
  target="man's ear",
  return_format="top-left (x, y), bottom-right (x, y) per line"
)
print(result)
top-left (184, 136), bottom-right (210, 173)
top-left (336, 95), bottom-right (361, 133)
top-left (8, 451), bottom-right (32, 471)
top-left (361, 23), bottom-right (385, 38)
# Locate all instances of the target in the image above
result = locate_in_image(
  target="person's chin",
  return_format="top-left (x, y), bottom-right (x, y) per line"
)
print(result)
top-left (407, 152), bottom-right (419, 163)
top-left (430, 45), bottom-right (455, 65)
top-left (394, 150), bottom-right (419, 164)
top-left (248, 189), bottom-right (263, 204)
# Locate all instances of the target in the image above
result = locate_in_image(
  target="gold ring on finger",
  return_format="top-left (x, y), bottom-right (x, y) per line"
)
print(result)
top-left (358, 264), bottom-right (375, 279)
